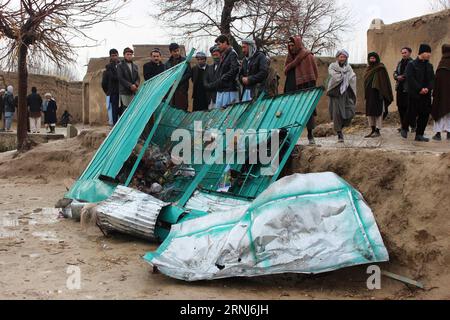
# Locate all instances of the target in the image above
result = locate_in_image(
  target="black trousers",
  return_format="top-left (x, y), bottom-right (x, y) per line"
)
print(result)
top-left (110, 94), bottom-right (120, 125)
top-left (397, 91), bottom-right (416, 129)
top-left (403, 94), bottom-right (431, 136)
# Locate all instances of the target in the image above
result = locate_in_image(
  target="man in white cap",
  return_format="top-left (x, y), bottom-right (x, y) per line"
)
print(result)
top-left (327, 50), bottom-right (357, 143)
top-left (44, 93), bottom-right (58, 134)
top-left (0, 88), bottom-right (5, 131)
top-left (239, 38), bottom-right (269, 102)
top-left (3, 86), bottom-right (15, 132)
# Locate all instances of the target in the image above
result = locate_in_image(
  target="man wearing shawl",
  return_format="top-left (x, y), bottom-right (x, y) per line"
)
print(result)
top-left (364, 52), bottom-right (394, 138)
top-left (284, 36), bottom-right (319, 145)
top-left (239, 39), bottom-right (269, 102)
top-left (431, 44), bottom-right (450, 141)
top-left (402, 44), bottom-right (435, 142)
top-left (165, 43), bottom-right (191, 111)
top-left (327, 50), bottom-right (357, 143)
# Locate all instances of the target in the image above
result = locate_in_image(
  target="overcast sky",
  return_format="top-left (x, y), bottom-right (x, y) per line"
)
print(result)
top-left (73, 0), bottom-right (433, 79)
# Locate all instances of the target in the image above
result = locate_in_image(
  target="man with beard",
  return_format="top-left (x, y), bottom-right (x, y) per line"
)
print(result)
top-left (143, 48), bottom-right (166, 81)
top-left (102, 48), bottom-right (121, 126)
top-left (364, 52), bottom-right (393, 138)
top-left (284, 36), bottom-right (319, 145)
top-left (239, 38), bottom-right (269, 102)
top-left (204, 46), bottom-right (221, 109)
top-left (394, 47), bottom-right (415, 133)
top-left (431, 44), bottom-right (450, 141)
top-left (165, 43), bottom-right (191, 110)
top-left (402, 44), bottom-right (435, 142)
top-left (327, 50), bottom-right (357, 143)
top-left (191, 52), bottom-right (210, 111)
top-left (117, 47), bottom-right (140, 117)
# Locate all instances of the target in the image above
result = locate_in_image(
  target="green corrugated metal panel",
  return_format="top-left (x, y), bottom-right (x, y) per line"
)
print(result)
top-left (66, 51), bottom-right (323, 205)
top-left (152, 87), bottom-right (323, 203)
top-left (65, 60), bottom-right (190, 203)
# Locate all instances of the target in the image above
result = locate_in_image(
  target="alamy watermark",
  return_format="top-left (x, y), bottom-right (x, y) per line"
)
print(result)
top-left (171, 121), bottom-right (282, 176)
top-left (66, 266), bottom-right (81, 290)
top-left (366, 265), bottom-right (382, 290)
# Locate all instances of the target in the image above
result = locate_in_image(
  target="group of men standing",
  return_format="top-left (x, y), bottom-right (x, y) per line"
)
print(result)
top-left (0, 86), bottom-right (59, 133)
top-left (100, 36), bottom-right (450, 146)
top-left (362, 43), bottom-right (450, 143)
top-left (101, 35), bottom-right (276, 127)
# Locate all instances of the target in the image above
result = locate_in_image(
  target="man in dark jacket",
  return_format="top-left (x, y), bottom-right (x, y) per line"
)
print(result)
top-left (143, 48), bottom-right (166, 81)
top-left (165, 43), bottom-right (191, 110)
top-left (431, 44), bottom-right (450, 141)
top-left (364, 52), bottom-right (393, 138)
top-left (102, 49), bottom-right (121, 126)
top-left (394, 47), bottom-right (414, 133)
top-left (117, 47), bottom-right (140, 117)
top-left (207, 35), bottom-right (240, 108)
top-left (44, 93), bottom-right (57, 134)
top-left (191, 52), bottom-right (209, 111)
top-left (27, 87), bottom-right (43, 133)
top-left (402, 44), bottom-right (435, 142)
top-left (203, 46), bottom-right (221, 109)
top-left (239, 39), bottom-right (269, 102)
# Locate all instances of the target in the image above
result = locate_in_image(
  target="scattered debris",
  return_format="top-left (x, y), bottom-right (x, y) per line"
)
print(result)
top-left (95, 186), bottom-right (170, 241)
top-left (381, 271), bottom-right (425, 289)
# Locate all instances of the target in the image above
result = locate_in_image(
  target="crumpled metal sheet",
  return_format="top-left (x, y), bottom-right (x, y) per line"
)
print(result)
top-left (185, 191), bottom-right (251, 214)
top-left (96, 186), bottom-right (170, 241)
top-left (144, 173), bottom-right (389, 281)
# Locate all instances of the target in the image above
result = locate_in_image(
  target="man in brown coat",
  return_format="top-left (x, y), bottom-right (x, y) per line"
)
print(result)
top-left (431, 44), bottom-right (450, 141)
top-left (284, 36), bottom-right (319, 145)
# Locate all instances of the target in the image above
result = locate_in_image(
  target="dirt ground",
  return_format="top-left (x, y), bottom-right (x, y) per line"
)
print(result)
top-left (0, 120), bottom-right (449, 300)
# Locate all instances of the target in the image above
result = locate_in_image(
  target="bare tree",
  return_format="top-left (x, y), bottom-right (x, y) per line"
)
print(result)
top-left (429, 0), bottom-right (450, 11)
top-left (0, 0), bottom-right (124, 151)
top-left (154, 0), bottom-right (254, 54)
top-left (237, 0), bottom-right (351, 55)
top-left (154, 0), bottom-right (351, 56)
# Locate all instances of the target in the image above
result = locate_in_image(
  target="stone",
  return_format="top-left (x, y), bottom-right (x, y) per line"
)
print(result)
top-left (67, 124), bottom-right (79, 138)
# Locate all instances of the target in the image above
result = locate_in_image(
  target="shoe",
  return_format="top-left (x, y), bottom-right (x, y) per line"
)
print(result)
top-left (432, 133), bottom-right (442, 141)
top-left (365, 126), bottom-right (376, 138)
top-left (447, 132), bottom-right (450, 140)
top-left (372, 129), bottom-right (381, 138)
top-left (308, 138), bottom-right (316, 146)
top-left (401, 129), bottom-right (408, 139)
top-left (337, 132), bottom-right (344, 143)
top-left (415, 135), bottom-right (430, 142)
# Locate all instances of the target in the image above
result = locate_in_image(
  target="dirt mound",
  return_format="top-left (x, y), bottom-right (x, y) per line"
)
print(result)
top-left (290, 147), bottom-right (450, 296)
top-left (0, 129), bottom-right (108, 182)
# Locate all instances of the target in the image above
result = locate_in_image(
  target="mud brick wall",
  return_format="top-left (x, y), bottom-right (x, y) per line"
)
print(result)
top-left (0, 72), bottom-right (82, 123)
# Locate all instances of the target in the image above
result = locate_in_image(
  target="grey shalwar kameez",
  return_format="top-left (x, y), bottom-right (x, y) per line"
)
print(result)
top-left (327, 58), bottom-right (357, 132)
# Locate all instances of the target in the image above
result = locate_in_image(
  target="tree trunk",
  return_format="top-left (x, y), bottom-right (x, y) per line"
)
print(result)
top-left (17, 42), bottom-right (32, 152)
top-left (220, 0), bottom-right (242, 57)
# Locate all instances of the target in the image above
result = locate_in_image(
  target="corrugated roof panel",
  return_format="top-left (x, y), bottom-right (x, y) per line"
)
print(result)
top-left (66, 61), bottom-right (190, 203)
top-left (66, 50), bottom-right (323, 205)
top-left (152, 87), bottom-right (323, 203)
